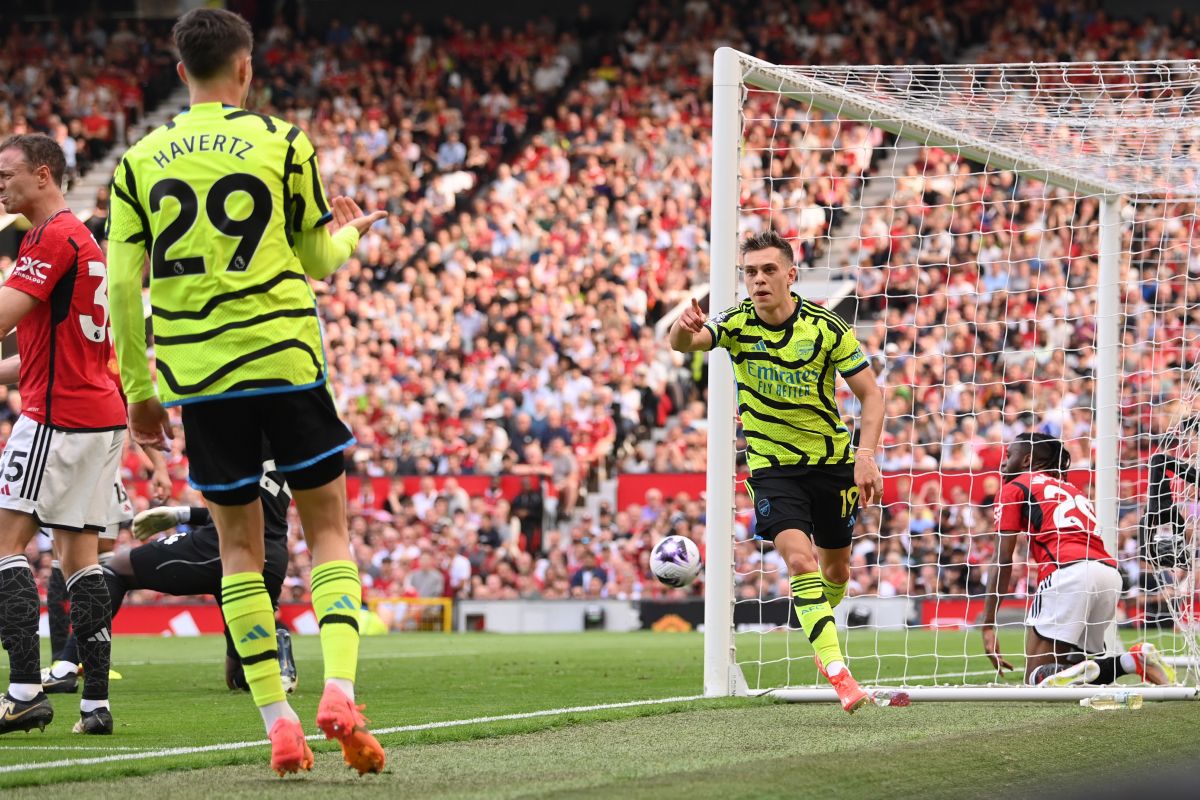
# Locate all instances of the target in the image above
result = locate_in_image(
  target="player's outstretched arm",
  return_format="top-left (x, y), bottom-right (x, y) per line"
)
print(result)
top-left (668, 297), bottom-right (714, 352)
top-left (293, 197), bottom-right (387, 281)
top-left (980, 530), bottom-right (1019, 675)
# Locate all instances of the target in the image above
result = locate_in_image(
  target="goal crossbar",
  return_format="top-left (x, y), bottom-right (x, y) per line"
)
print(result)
top-left (732, 50), bottom-right (1200, 199)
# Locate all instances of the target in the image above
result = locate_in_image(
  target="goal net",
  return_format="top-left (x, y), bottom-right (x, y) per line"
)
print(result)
top-left (704, 49), bottom-right (1200, 701)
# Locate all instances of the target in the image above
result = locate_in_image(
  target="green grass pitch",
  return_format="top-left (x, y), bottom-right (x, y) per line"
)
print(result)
top-left (0, 630), bottom-right (1196, 798)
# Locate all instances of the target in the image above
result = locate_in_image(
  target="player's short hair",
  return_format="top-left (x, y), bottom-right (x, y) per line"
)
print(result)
top-left (172, 8), bottom-right (254, 81)
top-left (1014, 431), bottom-right (1071, 475)
top-left (0, 133), bottom-right (66, 185)
top-left (740, 230), bottom-right (794, 267)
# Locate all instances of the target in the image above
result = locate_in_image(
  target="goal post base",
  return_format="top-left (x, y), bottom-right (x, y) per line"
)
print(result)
top-left (760, 686), bottom-right (1198, 703)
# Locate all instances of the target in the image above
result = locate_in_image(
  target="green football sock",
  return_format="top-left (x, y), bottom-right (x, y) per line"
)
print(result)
top-left (221, 572), bottom-right (284, 707)
top-left (310, 560), bottom-right (362, 682)
top-left (821, 576), bottom-right (848, 609)
top-left (791, 572), bottom-right (844, 668)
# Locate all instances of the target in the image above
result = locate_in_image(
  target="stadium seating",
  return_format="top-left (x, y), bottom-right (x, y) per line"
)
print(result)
top-left (5, 1), bottom-right (1195, 610)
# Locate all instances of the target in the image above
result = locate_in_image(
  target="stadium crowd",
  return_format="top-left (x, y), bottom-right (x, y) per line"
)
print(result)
top-left (0, 18), bottom-right (179, 187)
top-left (2, 0), bottom-right (1198, 622)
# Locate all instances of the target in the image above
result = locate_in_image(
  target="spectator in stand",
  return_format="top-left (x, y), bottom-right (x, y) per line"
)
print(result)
top-left (60, 1), bottom-right (1200, 606)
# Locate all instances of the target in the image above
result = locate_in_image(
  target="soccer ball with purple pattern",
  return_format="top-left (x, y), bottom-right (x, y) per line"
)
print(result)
top-left (650, 535), bottom-right (702, 588)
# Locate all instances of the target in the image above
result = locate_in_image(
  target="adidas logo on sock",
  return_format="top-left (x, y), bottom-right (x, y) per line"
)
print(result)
top-left (323, 594), bottom-right (357, 614)
top-left (86, 629), bottom-right (111, 643)
top-left (240, 624), bottom-right (271, 643)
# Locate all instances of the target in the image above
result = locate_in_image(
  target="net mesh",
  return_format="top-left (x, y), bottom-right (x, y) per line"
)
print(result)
top-left (725, 55), bottom-right (1200, 692)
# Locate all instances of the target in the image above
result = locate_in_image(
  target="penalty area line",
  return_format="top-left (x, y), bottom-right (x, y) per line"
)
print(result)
top-left (0, 694), bottom-right (706, 775)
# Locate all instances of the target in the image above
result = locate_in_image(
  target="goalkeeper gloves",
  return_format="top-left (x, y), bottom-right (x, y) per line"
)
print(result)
top-left (132, 506), bottom-right (190, 541)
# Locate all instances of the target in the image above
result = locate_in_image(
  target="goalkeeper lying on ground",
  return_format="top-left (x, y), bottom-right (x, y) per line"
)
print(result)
top-left (43, 462), bottom-right (296, 695)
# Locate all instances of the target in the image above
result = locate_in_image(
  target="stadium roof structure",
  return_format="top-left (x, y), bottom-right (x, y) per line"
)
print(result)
top-left (736, 54), bottom-right (1200, 199)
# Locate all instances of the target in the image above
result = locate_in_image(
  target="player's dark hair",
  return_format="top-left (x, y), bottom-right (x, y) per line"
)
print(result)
top-left (1014, 431), bottom-right (1071, 475)
top-left (172, 8), bottom-right (254, 81)
top-left (0, 133), bottom-right (66, 185)
top-left (740, 230), bottom-right (794, 267)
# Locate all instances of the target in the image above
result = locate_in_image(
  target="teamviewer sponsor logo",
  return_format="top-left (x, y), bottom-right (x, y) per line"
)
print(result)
top-left (13, 256), bottom-right (49, 283)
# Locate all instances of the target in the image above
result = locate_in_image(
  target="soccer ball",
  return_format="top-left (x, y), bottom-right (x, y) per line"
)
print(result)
top-left (650, 535), bottom-right (702, 588)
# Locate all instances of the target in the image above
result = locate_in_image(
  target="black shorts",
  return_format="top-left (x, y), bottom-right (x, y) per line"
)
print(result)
top-left (746, 464), bottom-right (858, 549)
top-left (181, 385), bottom-right (353, 504)
top-left (128, 525), bottom-right (289, 603)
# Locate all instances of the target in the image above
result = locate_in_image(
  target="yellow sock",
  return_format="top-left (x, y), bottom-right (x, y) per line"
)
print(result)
top-left (791, 572), bottom-right (844, 667)
top-left (220, 572), bottom-right (284, 707)
top-left (311, 560), bottom-right (362, 682)
top-left (821, 576), bottom-right (848, 609)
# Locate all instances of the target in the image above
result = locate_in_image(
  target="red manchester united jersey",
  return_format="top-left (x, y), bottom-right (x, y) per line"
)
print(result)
top-left (6, 210), bottom-right (126, 430)
top-left (994, 471), bottom-right (1115, 583)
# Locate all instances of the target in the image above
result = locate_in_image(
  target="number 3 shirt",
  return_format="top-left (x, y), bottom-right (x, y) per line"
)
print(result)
top-left (106, 102), bottom-right (336, 406)
top-left (5, 209), bottom-right (126, 430)
top-left (994, 471), bottom-right (1116, 583)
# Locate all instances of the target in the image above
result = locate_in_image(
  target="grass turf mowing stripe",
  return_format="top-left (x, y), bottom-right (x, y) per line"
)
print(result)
top-left (0, 694), bottom-right (704, 775)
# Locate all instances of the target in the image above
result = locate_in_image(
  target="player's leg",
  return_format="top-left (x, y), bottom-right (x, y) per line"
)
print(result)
top-left (774, 527), bottom-right (867, 712)
top-left (1074, 562), bottom-right (1174, 684)
top-left (1094, 642), bottom-right (1176, 685)
top-left (181, 399), bottom-right (310, 775)
top-left (815, 544), bottom-right (851, 609)
top-left (265, 387), bottom-right (382, 772)
top-left (48, 546), bottom-right (135, 692)
top-left (45, 533), bottom-right (70, 662)
top-left (264, 537), bottom-right (297, 694)
top-left (1024, 561), bottom-right (1115, 686)
top-left (0, 417), bottom-right (71, 732)
top-left (57, 430), bottom-right (129, 734)
top-left (0, 507), bottom-right (53, 733)
top-left (1024, 627), bottom-right (1097, 686)
top-left (42, 534), bottom-right (78, 693)
top-left (55, 529), bottom-right (113, 734)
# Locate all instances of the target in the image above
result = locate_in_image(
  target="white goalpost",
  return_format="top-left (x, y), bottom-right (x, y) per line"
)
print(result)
top-left (705, 48), bottom-right (1200, 702)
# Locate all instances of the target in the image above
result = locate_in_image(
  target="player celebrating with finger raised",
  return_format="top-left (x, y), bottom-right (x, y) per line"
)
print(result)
top-left (106, 8), bottom-right (386, 776)
top-left (668, 230), bottom-right (884, 713)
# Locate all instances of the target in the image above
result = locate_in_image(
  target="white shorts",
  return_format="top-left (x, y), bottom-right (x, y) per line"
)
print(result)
top-left (103, 480), bottom-right (135, 541)
top-left (1026, 560), bottom-right (1122, 655)
top-left (0, 415), bottom-right (124, 533)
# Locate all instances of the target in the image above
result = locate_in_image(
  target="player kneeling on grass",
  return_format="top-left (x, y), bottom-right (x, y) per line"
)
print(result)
top-left (981, 433), bottom-right (1175, 688)
top-left (43, 462), bottom-right (298, 697)
top-left (669, 231), bottom-right (884, 713)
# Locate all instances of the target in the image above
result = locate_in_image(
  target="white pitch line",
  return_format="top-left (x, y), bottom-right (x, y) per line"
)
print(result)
top-left (0, 694), bottom-right (706, 775)
top-left (0, 745), bottom-right (153, 752)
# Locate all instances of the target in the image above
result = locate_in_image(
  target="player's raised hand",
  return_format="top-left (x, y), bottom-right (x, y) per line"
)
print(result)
top-left (129, 397), bottom-right (173, 451)
top-left (981, 625), bottom-right (1014, 675)
top-left (330, 196), bottom-right (387, 236)
top-left (132, 506), bottom-right (187, 541)
top-left (679, 297), bottom-right (707, 334)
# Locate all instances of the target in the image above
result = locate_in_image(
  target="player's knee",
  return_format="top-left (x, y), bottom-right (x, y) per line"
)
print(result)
top-left (107, 549), bottom-right (134, 580)
top-left (822, 562), bottom-right (850, 585)
top-left (784, 552), bottom-right (818, 576)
